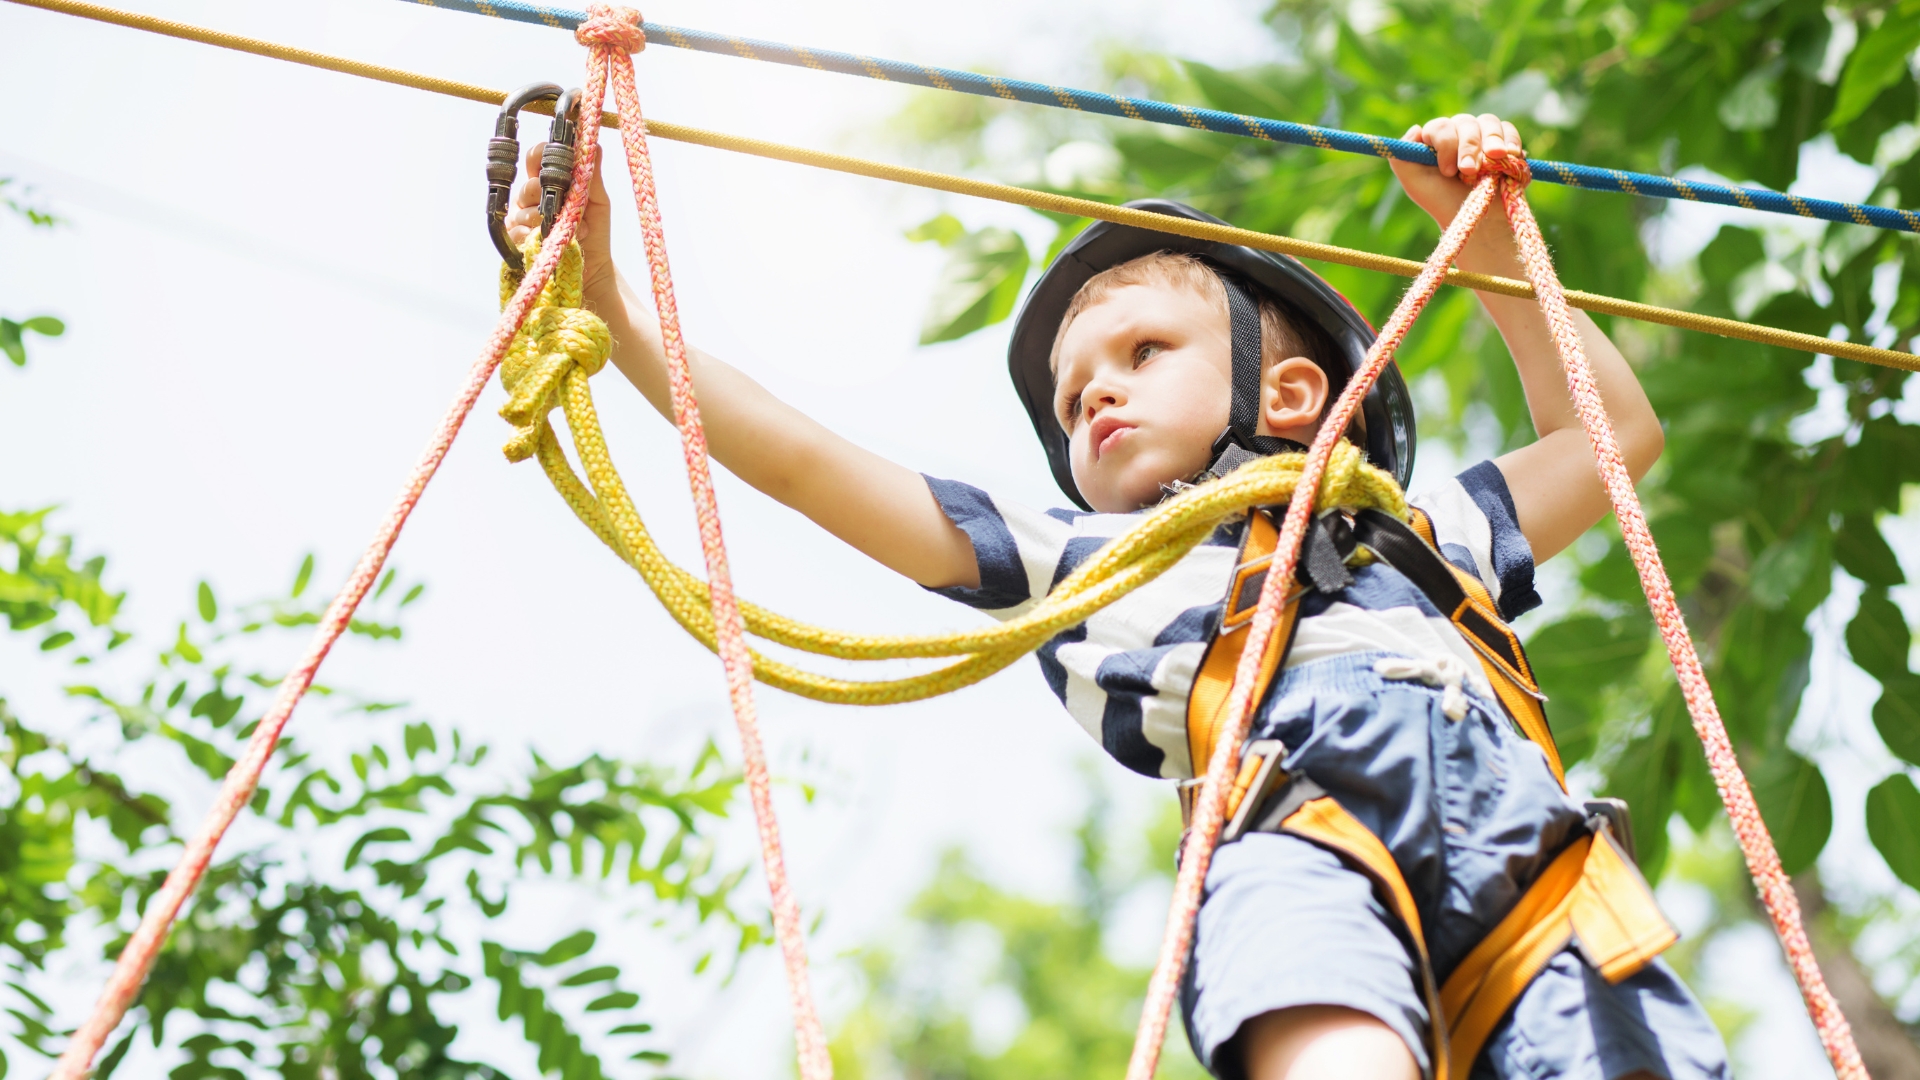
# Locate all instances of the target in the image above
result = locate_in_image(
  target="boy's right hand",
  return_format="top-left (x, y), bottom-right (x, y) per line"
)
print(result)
top-left (505, 141), bottom-right (620, 305)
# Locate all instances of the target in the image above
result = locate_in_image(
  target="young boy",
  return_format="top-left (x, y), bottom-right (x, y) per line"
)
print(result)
top-left (507, 114), bottom-right (1729, 1080)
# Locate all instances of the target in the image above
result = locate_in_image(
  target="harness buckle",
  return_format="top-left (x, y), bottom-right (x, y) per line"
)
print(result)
top-left (1583, 797), bottom-right (1637, 864)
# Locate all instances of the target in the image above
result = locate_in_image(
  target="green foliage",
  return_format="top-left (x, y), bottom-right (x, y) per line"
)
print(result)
top-left (832, 782), bottom-right (1204, 1080)
top-left (1830, 1), bottom-right (1920, 128)
top-left (0, 316), bottom-right (64, 368)
top-left (1866, 773), bottom-right (1920, 890)
top-left (2, 178), bottom-right (63, 371)
top-left (908, 214), bottom-right (1033, 345)
top-left (0, 511), bottom-right (759, 1077)
top-left (0, 178), bottom-right (56, 229)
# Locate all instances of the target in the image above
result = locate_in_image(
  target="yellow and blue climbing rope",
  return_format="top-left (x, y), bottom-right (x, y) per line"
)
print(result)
top-left (399, 0), bottom-right (1920, 236)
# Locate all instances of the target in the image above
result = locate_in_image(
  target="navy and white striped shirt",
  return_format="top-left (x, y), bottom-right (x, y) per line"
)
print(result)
top-left (924, 461), bottom-right (1541, 779)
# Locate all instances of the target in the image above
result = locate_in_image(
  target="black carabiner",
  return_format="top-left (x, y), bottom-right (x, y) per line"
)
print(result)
top-left (487, 82), bottom-right (574, 271)
top-left (538, 88), bottom-right (584, 238)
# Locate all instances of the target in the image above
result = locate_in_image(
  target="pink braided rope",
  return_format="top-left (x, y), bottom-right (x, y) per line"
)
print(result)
top-left (48, 94), bottom-right (603, 1080)
top-left (1496, 169), bottom-right (1864, 1079)
top-left (574, 8), bottom-right (833, 1080)
top-left (1122, 173), bottom-right (1506, 1080)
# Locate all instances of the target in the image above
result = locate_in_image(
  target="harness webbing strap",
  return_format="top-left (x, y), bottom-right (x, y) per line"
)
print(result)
top-left (1437, 828), bottom-right (1675, 1077)
top-left (1280, 795), bottom-right (1451, 1079)
top-left (1357, 507), bottom-right (1565, 786)
top-left (1220, 274), bottom-right (1266, 447)
top-left (1275, 793), bottom-right (1675, 1080)
top-left (1185, 508), bottom-right (1304, 774)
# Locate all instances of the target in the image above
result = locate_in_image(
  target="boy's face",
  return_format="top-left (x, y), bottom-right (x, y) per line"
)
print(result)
top-left (1053, 282), bottom-right (1237, 513)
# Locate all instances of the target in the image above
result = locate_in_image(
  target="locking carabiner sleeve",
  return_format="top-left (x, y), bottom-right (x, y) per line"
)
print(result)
top-left (486, 82), bottom-right (563, 270)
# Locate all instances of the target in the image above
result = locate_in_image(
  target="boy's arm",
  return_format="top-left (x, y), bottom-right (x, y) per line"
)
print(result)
top-left (1389, 115), bottom-right (1664, 564)
top-left (509, 146), bottom-right (981, 590)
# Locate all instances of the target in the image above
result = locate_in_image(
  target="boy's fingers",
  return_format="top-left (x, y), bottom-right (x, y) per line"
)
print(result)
top-left (1503, 120), bottom-right (1524, 157)
top-left (514, 142), bottom-right (547, 209)
top-left (1478, 113), bottom-right (1508, 159)
top-left (1451, 112), bottom-right (1483, 181)
top-left (1424, 116), bottom-right (1458, 177)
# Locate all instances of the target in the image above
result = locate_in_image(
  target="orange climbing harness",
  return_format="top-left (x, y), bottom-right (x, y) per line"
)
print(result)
top-left (44, 5), bottom-right (1866, 1080)
top-left (1178, 501), bottom-right (1677, 1080)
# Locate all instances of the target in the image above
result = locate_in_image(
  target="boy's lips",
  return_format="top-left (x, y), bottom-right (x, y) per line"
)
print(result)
top-left (1090, 417), bottom-right (1136, 460)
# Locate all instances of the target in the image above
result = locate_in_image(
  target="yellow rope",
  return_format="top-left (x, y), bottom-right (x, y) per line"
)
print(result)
top-left (500, 236), bottom-right (1405, 703)
top-left (8, 0), bottom-right (1915, 373)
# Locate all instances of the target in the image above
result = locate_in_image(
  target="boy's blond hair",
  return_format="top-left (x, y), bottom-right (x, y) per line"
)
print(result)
top-left (1047, 251), bottom-right (1340, 387)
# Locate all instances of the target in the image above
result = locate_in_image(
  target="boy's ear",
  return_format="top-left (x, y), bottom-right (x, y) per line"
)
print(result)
top-left (1259, 357), bottom-right (1331, 442)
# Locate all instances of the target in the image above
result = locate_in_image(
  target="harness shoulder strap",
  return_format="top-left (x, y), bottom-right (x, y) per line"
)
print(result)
top-left (1185, 509), bottom-right (1304, 776)
top-left (1357, 508), bottom-right (1567, 788)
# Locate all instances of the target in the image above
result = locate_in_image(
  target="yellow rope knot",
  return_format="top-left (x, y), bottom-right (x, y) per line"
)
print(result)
top-left (494, 242), bottom-right (1406, 704)
top-left (498, 236), bottom-right (611, 463)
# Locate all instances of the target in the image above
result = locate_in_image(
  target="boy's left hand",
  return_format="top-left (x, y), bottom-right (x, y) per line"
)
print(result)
top-left (1389, 113), bottom-right (1524, 228)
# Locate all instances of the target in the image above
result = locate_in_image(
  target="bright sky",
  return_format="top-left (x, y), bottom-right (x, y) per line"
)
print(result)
top-left (0, 2), bottom-right (1890, 1078)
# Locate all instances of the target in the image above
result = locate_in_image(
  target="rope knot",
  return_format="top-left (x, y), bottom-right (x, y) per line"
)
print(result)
top-left (575, 4), bottom-right (645, 52)
top-left (1488, 154), bottom-right (1531, 186)
top-left (498, 236), bottom-right (612, 463)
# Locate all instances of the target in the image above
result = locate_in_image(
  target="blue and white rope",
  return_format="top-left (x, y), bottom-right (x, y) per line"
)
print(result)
top-left (401, 0), bottom-right (1920, 235)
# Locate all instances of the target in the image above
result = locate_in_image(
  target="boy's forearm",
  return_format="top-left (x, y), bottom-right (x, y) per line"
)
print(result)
top-left (1449, 207), bottom-right (1664, 561)
top-left (585, 273), bottom-right (981, 589)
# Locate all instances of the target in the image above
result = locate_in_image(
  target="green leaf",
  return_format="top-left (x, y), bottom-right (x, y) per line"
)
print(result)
top-left (404, 722), bottom-right (437, 760)
top-left (1750, 532), bottom-right (1817, 609)
top-left (1847, 588), bottom-right (1912, 680)
top-left (1, 320), bottom-right (22, 367)
top-left (535, 930), bottom-right (597, 967)
top-left (196, 582), bottom-right (217, 623)
top-left (608, 1023), bottom-right (654, 1035)
top-left (1835, 515), bottom-right (1905, 587)
top-left (1830, 8), bottom-right (1920, 129)
top-left (39, 630), bottom-right (73, 651)
top-left (291, 554), bottom-right (314, 598)
top-left (19, 316), bottom-right (62, 336)
top-left (1527, 612), bottom-right (1650, 768)
top-left (1866, 773), bottom-right (1920, 890)
top-left (559, 966), bottom-right (620, 987)
top-left (1873, 675), bottom-right (1920, 767)
top-left (585, 991), bottom-right (639, 1012)
top-left (374, 568), bottom-right (396, 600)
top-left (904, 213), bottom-right (966, 247)
top-left (916, 226), bottom-right (1032, 345)
top-left (1747, 749), bottom-right (1832, 875)
top-left (401, 583), bottom-right (426, 607)
top-left (345, 826), bottom-right (411, 869)
top-left (173, 623), bottom-right (202, 664)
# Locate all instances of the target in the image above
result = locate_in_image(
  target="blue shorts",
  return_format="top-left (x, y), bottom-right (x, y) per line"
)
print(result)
top-left (1178, 653), bottom-right (1730, 1080)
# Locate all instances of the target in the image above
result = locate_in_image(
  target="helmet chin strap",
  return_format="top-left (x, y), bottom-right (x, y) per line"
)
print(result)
top-left (1207, 271), bottom-right (1305, 478)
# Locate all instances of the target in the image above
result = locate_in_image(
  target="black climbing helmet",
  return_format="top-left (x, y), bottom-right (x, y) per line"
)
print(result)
top-left (1006, 199), bottom-right (1416, 510)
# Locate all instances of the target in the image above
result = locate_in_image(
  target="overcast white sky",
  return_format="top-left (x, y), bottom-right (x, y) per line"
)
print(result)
top-left (0, 2), bottom-right (1899, 1078)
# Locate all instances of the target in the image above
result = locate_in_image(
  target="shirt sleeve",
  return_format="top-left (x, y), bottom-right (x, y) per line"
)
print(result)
top-left (1407, 459), bottom-right (1541, 620)
top-left (919, 475), bottom-right (1078, 618)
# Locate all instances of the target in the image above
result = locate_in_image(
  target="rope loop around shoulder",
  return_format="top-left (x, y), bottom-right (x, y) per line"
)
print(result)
top-left (575, 3), bottom-right (645, 52)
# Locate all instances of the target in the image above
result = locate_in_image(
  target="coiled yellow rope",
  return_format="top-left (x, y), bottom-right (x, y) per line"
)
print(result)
top-left (499, 236), bottom-right (1408, 703)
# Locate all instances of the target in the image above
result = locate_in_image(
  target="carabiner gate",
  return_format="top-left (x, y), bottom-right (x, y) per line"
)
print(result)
top-left (486, 83), bottom-right (585, 271)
